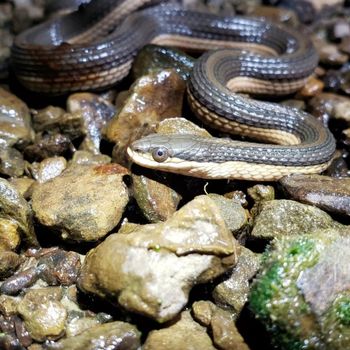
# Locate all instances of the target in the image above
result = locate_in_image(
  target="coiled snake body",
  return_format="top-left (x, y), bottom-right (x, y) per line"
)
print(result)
top-left (12, 0), bottom-right (336, 180)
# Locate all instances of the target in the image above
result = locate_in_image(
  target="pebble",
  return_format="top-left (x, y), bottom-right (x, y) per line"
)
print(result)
top-left (280, 174), bottom-right (350, 216)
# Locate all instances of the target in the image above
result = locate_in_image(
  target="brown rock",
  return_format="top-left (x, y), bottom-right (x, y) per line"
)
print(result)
top-left (32, 164), bottom-right (129, 241)
top-left (105, 69), bottom-right (186, 164)
top-left (0, 87), bottom-right (34, 147)
top-left (132, 173), bottom-right (182, 222)
top-left (45, 321), bottom-right (141, 350)
top-left (280, 174), bottom-right (350, 216)
top-left (144, 311), bottom-right (216, 350)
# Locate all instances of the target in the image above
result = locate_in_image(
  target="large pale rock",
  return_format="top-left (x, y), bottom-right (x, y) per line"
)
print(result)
top-left (78, 195), bottom-right (239, 322)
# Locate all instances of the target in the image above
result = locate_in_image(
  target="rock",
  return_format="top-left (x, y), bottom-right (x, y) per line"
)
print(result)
top-left (105, 69), bottom-right (186, 165)
top-left (32, 164), bottom-right (129, 241)
top-left (0, 218), bottom-right (21, 251)
top-left (70, 150), bottom-right (111, 166)
top-left (44, 321), bottom-right (141, 350)
top-left (30, 157), bottom-right (67, 183)
top-left (156, 117), bottom-right (211, 137)
top-left (323, 65), bottom-right (350, 95)
top-left (280, 174), bottom-right (350, 216)
top-left (316, 40), bottom-right (348, 66)
top-left (247, 5), bottom-right (299, 26)
top-left (78, 195), bottom-right (239, 322)
top-left (192, 301), bottom-right (249, 350)
top-left (32, 106), bottom-right (66, 132)
top-left (0, 266), bottom-right (41, 295)
top-left (66, 93), bottom-right (117, 154)
top-left (0, 178), bottom-right (38, 247)
top-left (8, 178), bottom-right (35, 199)
top-left (38, 249), bottom-right (81, 286)
top-left (132, 173), bottom-right (182, 222)
top-left (143, 311), bottom-right (216, 350)
top-left (0, 295), bottom-right (19, 316)
top-left (247, 185), bottom-right (275, 203)
top-left (65, 315), bottom-right (100, 338)
top-left (24, 133), bottom-right (73, 162)
top-left (0, 87), bottom-right (34, 148)
top-left (249, 228), bottom-right (350, 349)
top-left (251, 199), bottom-right (340, 240)
top-left (0, 251), bottom-right (23, 279)
top-left (0, 147), bottom-right (25, 177)
top-left (132, 44), bottom-right (195, 81)
top-left (207, 194), bottom-right (248, 233)
top-left (213, 246), bottom-right (261, 316)
top-left (17, 287), bottom-right (67, 342)
top-left (308, 92), bottom-right (350, 122)
top-left (297, 76), bottom-right (324, 97)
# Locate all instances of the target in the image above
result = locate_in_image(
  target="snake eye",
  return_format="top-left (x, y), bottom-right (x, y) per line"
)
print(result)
top-left (152, 147), bottom-right (169, 162)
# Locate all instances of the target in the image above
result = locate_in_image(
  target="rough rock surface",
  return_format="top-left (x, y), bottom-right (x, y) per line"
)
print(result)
top-left (251, 199), bottom-right (340, 240)
top-left (78, 195), bottom-right (239, 322)
top-left (32, 164), bottom-right (129, 241)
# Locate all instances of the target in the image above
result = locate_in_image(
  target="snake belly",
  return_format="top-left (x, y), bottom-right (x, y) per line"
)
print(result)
top-left (11, 0), bottom-right (336, 180)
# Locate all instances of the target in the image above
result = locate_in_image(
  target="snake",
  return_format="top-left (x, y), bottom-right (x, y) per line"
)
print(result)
top-left (11, 0), bottom-right (336, 181)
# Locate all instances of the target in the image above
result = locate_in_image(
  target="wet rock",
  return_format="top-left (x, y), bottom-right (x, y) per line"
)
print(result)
top-left (247, 5), bottom-right (299, 26)
top-left (308, 92), bottom-right (350, 122)
top-left (323, 65), bottom-right (350, 95)
top-left (132, 174), bottom-right (182, 222)
top-left (24, 133), bottom-right (73, 162)
top-left (0, 266), bottom-right (42, 295)
top-left (70, 150), bottom-right (111, 166)
top-left (251, 199), bottom-right (340, 240)
top-left (0, 295), bottom-right (19, 316)
top-left (324, 155), bottom-right (349, 178)
top-left (65, 314), bottom-right (100, 338)
top-left (0, 147), bottom-right (25, 177)
top-left (213, 246), bottom-right (261, 316)
top-left (280, 174), bottom-right (350, 216)
top-left (30, 157), bottom-right (67, 183)
top-left (32, 164), bottom-right (129, 241)
top-left (207, 194), bottom-right (248, 233)
top-left (192, 301), bottom-right (249, 350)
top-left (78, 195), bottom-right (239, 322)
top-left (0, 87), bottom-right (34, 148)
top-left (67, 93), bottom-right (116, 154)
top-left (45, 321), bottom-right (141, 350)
top-left (0, 218), bottom-right (21, 251)
top-left (14, 315), bottom-right (32, 348)
top-left (8, 178), bottom-right (35, 200)
top-left (17, 287), bottom-right (67, 342)
top-left (277, 0), bottom-right (316, 23)
top-left (249, 228), bottom-right (350, 349)
top-left (105, 69), bottom-right (186, 165)
top-left (143, 311), bottom-right (216, 350)
top-left (247, 185), bottom-right (275, 204)
top-left (156, 117), bottom-right (211, 137)
top-left (32, 106), bottom-right (66, 132)
top-left (38, 249), bottom-right (81, 286)
top-left (316, 40), bottom-right (348, 66)
top-left (297, 76), bottom-right (324, 97)
top-left (132, 44), bottom-right (194, 81)
top-left (0, 178), bottom-right (37, 247)
top-left (0, 251), bottom-right (23, 280)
